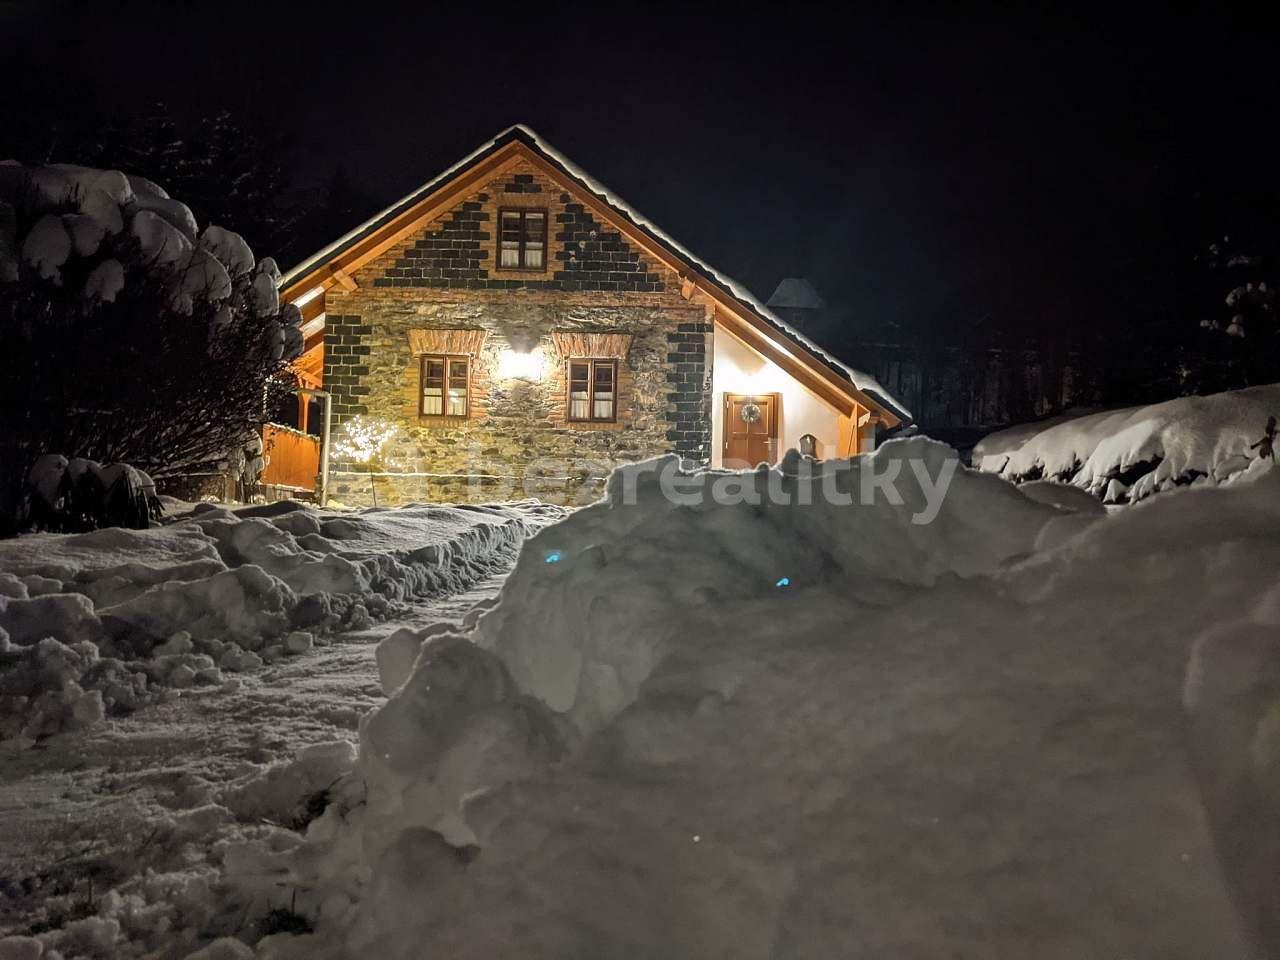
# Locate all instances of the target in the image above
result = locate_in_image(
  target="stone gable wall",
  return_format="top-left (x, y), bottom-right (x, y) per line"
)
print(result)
top-left (322, 159), bottom-right (713, 506)
top-left (371, 160), bottom-right (665, 295)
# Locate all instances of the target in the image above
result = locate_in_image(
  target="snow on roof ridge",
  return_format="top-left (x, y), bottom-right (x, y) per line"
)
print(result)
top-left (280, 126), bottom-right (528, 289)
top-left (282, 124), bottom-right (911, 422)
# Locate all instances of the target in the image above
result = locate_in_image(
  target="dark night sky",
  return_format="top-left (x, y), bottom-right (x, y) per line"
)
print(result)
top-left (2, 2), bottom-right (1275, 344)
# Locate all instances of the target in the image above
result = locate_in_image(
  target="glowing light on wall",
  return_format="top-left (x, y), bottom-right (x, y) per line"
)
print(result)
top-left (499, 348), bottom-right (544, 381)
top-left (545, 551), bottom-right (562, 564)
top-left (775, 577), bottom-right (790, 588)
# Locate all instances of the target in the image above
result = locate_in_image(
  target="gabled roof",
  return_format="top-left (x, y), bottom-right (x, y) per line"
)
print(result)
top-left (282, 125), bottom-right (911, 425)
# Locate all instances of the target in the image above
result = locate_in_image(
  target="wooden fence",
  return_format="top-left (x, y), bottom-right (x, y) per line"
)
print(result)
top-left (261, 423), bottom-right (320, 491)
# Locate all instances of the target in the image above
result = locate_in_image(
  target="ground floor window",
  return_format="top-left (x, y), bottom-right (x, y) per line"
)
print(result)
top-left (568, 359), bottom-right (617, 422)
top-left (420, 355), bottom-right (469, 417)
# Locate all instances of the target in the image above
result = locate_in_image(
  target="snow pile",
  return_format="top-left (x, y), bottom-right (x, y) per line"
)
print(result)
top-left (974, 383), bottom-right (1280, 503)
top-left (102, 566), bottom-right (297, 650)
top-left (30, 862), bottom-right (238, 959)
top-left (0, 501), bottom-right (561, 744)
top-left (272, 437), bottom-right (1280, 958)
top-left (22, 744), bottom-right (363, 958)
top-left (222, 740), bottom-right (358, 826)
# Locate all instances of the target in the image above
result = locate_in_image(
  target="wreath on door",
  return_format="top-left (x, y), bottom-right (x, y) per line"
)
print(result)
top-left (739, 401), bottom-right (762, 424)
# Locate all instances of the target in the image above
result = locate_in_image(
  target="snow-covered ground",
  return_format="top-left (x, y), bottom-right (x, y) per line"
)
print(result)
top-left (0, 586), bottom-right (486, 942)
top-left (0, 500), bottom-right (563, 959)
top-left (0, 500), bottom-right (563, 743)
top-left (264, 438), bottom-right (1280, 960)
top-left (6, 435), bottom-right (1280, 958)
top-left (0, 585), bottom-right (503, 958)
top-left (973, 383), bottom-right (1280, 503)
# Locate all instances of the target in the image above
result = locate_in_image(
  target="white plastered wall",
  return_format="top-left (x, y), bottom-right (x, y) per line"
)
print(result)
top-left (710, 323), bottom-right (843, 467)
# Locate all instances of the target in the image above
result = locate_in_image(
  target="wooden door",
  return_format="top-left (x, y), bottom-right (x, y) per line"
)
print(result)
top-left (723, 393), bottom-right (779, 468)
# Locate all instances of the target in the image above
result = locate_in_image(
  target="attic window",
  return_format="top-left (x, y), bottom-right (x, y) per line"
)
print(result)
top-left (498, 209), bottom-right (546, 271)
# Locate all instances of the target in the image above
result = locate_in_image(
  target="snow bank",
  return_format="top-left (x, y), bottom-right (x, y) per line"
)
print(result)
top-left (102, 565), bottom-right (296, 650)
top-left (33, 864), bottom-right (230, 959)
top-left (284, 438), bottom-right (1280, 958)
top-left (974, 383), bottom-right (1280, 502)
top-left (222, 740), bottom-right (358, 825)
top-left (0, 501), bottom-right (561, 744)
top-left (479, 440), bottom-right (1049, 730)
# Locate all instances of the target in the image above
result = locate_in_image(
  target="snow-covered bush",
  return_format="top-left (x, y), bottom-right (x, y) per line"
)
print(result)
top-left (974, 382), bottom-right (1280, 503)
top-left (221, 432), bottom-right (269, 501)
top-left (0, 161), bottom-right (303, 534)
top-left (24, 454), bottom-right (163, 531)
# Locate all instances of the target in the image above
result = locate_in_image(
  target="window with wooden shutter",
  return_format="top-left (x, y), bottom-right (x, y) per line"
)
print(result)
top-left (497, 208), bottom-right (546, 271)
top-left (420, 355), bottom-right (469, 418)
top-left (567, 359), bottom-right (617, 422)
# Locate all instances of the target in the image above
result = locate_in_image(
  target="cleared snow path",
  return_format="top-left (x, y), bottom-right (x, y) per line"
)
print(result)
top-left (0, 500), bottom-right (567, 955)
top-left (0, 576), bottom-right (504, 945)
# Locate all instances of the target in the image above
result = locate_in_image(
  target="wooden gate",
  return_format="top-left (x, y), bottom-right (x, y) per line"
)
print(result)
top-left (261, 424), bottom-right (320, 491)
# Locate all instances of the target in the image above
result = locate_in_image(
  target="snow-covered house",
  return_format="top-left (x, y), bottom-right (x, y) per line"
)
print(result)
top-left (277, 125), bottom-right (910, 504)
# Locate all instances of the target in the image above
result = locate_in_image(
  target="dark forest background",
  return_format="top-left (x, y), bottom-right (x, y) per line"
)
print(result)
top-left (4, 0), bottom-right (1277, 443)
top-left (6, 100), bottom-right (1276, 441)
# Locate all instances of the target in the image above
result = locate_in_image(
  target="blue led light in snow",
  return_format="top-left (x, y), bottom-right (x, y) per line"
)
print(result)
top-left (545, 552), bottom-right (562, 564)
top-left (776, 577), bottom-right (790, 588)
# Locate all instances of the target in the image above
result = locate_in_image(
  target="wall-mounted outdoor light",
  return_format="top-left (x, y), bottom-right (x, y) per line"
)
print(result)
top-left (498, 348), bottom-right (544, 381)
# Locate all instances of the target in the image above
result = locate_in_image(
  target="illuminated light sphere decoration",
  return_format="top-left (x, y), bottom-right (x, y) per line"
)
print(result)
top-left (331, 415), bottom-right (398, 507)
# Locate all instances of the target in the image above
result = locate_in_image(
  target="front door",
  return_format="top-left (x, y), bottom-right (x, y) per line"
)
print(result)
top-left (723, 393), bottom-right (779, 468)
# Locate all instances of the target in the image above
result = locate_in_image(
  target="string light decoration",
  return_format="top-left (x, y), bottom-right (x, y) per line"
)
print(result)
top-left (331, 415), bottom-right (398, 507)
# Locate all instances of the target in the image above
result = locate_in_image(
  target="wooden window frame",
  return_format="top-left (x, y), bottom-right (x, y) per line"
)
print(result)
top-left (419, 354), bottom-right (471, 419)
top-left (496, 207), bottom-right (548, 273)
top-left (566, 358), bottom-right (619, 423)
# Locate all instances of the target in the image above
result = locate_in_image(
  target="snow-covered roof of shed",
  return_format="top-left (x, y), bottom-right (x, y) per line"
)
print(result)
top-left (282, 125), bottom-right (911, 423)
top-left (767, 278), bottom-right (827, 311)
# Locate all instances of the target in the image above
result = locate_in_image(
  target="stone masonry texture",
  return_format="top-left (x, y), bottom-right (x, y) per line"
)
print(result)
top-left (323, 159), bottom-right (713, 506)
